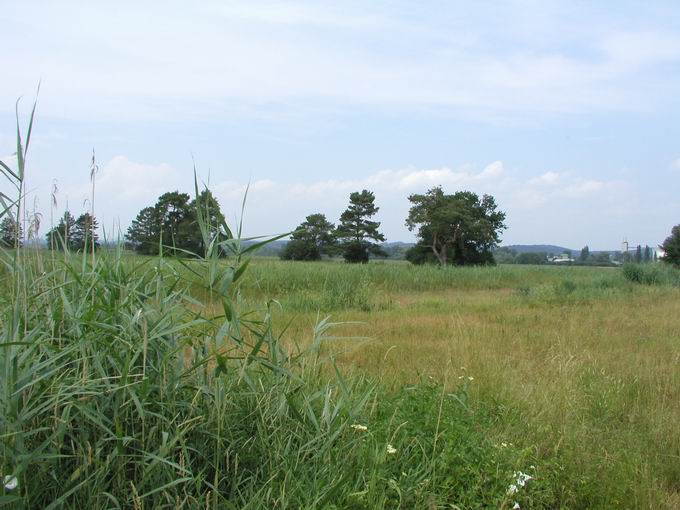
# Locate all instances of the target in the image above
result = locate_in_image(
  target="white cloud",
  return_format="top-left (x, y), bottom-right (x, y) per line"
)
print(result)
top-left (4, 3), bottom-right (680, 121)
top-left (96, 156), bottom-right (180, 200)
top-left (20, 154), bottom-right (642, 247)
top-left (529, 171), bottom-right (560, 186)
top-left (559, 179), bottom-right (604, 198)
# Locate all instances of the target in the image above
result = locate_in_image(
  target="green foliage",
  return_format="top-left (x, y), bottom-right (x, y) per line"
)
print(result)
top-left (45, 211), bottom-right (77, 250)
top-left (71, 212), bottom-right (99, 251)
top-left (126, 206), bottom-right (157, 254)
top-left (281, 213), bottom-right (336, 261)
top-left (492, 246), bottom-right (518, 264)
top-left (622, 262), bottom-right (680, 286)
top-left (404, 243), bottom-right (439, 265)
top-left (335, 190), bottom-right (386, 263)
top-left (405, 187), bottom-right (506, 266)
top-left (515, 252), bottom-right (547, 265)
top-left (126, 189), bottom-right (227, 256)
top-left (580, 245), bottom-right (590, 262)
top-left (661, 225), bottom-right (680, 266)
top-left (0, 216), bottom-right (22, 248)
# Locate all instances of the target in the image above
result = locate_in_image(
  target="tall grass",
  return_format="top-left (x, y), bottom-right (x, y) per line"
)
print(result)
top-left (0, 103), bottom-right (538, 508)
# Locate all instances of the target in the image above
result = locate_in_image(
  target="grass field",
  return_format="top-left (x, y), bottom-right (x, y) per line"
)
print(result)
top-left (2, 248), bottom-right (680, 508)
top-left (187, 257), bottom-right (680, 508)
top-left (238, 260), bottom-right (680, 508)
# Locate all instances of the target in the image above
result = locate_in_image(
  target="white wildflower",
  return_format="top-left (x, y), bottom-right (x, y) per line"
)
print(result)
top-left (513, 503), bottom-right (521, 509)
top-left (386, 444), bottom-right (397, 455)
top-left (468, 376), bottom-right (474, 381)
top-left (514, 471), bottom-right (533, 487)
top-left (4, 475), bottom-right (18, 491)
top-left (501, 442), bottom-right (508, 448)
top-left (507, 471), bottom-right (533, 496)
top-left (350, 424), bottom-right (368, 432)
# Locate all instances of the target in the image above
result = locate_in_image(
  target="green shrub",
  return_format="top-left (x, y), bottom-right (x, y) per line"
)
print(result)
top-left (622, 263), bottom-right (680, 286)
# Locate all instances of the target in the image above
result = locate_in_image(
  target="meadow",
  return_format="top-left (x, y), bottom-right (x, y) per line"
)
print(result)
top-left (238, 259), bottom-right (680, 508)
top-left (2, 230), bottom-right (680, 509)
top-left (70, 253), bottom-right (680, 503)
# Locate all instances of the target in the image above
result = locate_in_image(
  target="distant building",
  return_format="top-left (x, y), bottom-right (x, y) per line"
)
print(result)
top-left (621, 238), bottom-right (664, 262)
top-left (549, 254), bottom-right (575, 263)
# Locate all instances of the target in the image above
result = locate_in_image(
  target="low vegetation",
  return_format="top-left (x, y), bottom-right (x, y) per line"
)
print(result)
top-left (2, 100), bottom-right (680, 508)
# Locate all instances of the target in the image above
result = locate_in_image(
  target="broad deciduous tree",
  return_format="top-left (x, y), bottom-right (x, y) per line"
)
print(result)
top-left (405, 187), bottom-right (506, 266)
top-left (661, 225), bottom-right (680, 266)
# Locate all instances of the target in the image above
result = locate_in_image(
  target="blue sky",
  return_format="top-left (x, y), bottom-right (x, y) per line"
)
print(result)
top-left (2, 0), bottom-right (680, 249)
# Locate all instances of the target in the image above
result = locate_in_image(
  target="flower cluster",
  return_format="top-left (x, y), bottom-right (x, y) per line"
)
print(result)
top-left (507, 470), bottom-right (534, 509)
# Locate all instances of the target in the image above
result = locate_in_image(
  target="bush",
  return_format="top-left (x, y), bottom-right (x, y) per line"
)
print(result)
top-left (622, 262), bottom-right (680, 286)
top-left (280, 238), bottom-right (321, 261)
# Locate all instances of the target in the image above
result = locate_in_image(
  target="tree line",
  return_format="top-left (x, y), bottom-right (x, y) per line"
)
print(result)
top-left (0, 212), bottom-right (100, 251)
top-left (9, 182), bottom-right (678, 268)
top-left (44, 212), bottom-right (100, 251)
top-left (126, 190), bottom-right (226, 256)
top-left (282, 186), bottom-right (506, 265)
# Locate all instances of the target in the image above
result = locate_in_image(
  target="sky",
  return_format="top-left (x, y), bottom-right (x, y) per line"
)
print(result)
top-left (2, 0), bottom-right (680, 250)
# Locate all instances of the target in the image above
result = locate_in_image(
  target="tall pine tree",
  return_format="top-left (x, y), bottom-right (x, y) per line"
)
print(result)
top-left (72, 213), bottom-right (99, 251)
top-left (127, 207), bottom-right (160, 255)
top-left (335, 190), bottom-right (385, 263)
top-left (46, 211), bottom-right (77, 251)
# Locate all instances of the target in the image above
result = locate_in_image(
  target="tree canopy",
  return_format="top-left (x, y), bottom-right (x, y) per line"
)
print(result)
top-left (126, 189), bottom-right (227, 257)
top-left (405, 187), bottom-right (506, 266)
top-left (0, 216), bottom-right (22, 248)
top-left (46, 211), bottom-right (77, 251)
top-left (281, 213), bottom-right (336, 261)
top-left (661, 225), bottom-right (680, 266)
top-left (335, 190), bottom-right (386, 263)
top-left (72, 213), bottom-right (99, 251)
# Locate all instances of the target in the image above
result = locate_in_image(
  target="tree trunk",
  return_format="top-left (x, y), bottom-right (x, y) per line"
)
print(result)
top-left (431, 239), bottom-right (447, 265)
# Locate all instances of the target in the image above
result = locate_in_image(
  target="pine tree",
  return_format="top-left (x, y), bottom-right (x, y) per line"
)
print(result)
top-left (0, 216), bottom-right (23, 248)
top-left (72, 213), bottom-right (99, 252)
top-left (127, 190), bottom-right (228, 257)
top-left (46, 211), bottom-right (77, 250)
top-left (579, 245), bottom-right (590, 262)
top-left (281, 213), bottom-right (336, 261)
top-left (155, 191), bottom-right (192, 255)
top-left (635, 245), bottom-right (642, 263)
top-left (127, 207), bottom-right (160, 255)
top-left (335, 190), bottom-right (386, 263)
